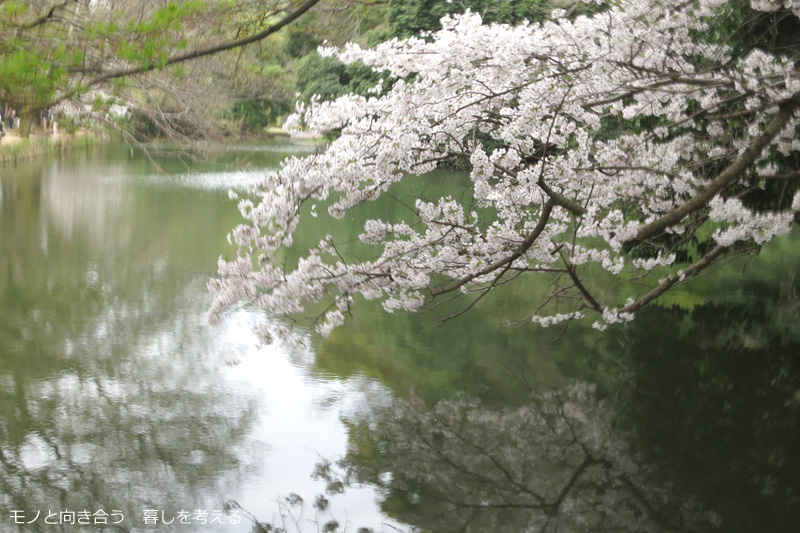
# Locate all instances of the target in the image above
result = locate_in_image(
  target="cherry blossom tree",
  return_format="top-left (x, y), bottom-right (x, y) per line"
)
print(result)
top-left (211, 0), bottom-right (800, 342)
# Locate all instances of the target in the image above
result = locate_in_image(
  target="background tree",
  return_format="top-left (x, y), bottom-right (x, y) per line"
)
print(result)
top-left (0, 0), bottom-right (323, 137)
top-left (220, 1), bottom-right (386, 135)
top-left (383, 0), bottom-right (548, 39)
top-left (210, 0), bottom-right (800, 343)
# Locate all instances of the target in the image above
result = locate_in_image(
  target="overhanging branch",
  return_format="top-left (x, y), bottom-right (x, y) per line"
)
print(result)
top-left (430, 200), bottom-right (555, 297)
top-left (67, 0), bottom-right (321, 97)
top-left (619, 244), bottom-right (729, 314)
top-left (622, 93), bottom-right (800, 253)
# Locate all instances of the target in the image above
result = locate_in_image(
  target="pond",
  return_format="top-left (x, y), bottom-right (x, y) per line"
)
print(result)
top-left (1, 142), bottom-right (798, 532)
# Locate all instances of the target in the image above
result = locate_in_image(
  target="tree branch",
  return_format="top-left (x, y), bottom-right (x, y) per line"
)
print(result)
top-left (558, 248), bottom-right (602, 312)
top-left (18, 0), bottom-right (74, 29)
top-left (74, 0), bottom-right (321, 94)
top-left (619, 244), bottom-right (729, 314)
top-left (622, 93), bottom-right (800, 253)
top-left (430, 200), bottom-right (554, 297)
top-left (753, 170), bottom-right (800, 181)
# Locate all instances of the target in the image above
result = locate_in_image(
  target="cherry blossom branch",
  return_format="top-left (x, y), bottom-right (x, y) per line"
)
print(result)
top-left (619, 244), bottom-right (729, 314)
top-left (557, 248), bottom-right (603, 312)
top-left (755, 171), bottom-right (800, 181)
top-left (622, 93), bottom-right (800, 253)
top-left (430, 200), bottom-right (554, 297)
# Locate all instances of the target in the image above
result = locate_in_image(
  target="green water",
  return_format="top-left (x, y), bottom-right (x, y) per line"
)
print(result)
top-left (1, 143), bottom-right (798, 532)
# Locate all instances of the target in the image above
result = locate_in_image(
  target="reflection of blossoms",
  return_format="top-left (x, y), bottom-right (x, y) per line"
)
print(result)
top-left (330, 384), bottom-right (716, 532)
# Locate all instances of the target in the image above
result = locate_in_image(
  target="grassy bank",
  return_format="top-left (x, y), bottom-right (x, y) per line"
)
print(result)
top-left (0, 131), bottom-right (102, 163)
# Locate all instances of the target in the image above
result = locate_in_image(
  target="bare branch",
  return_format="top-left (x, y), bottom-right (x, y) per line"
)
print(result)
top-left (61, 0), bottom-right (321, 102)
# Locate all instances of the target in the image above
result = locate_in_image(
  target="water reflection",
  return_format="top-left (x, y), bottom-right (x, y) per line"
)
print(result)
top-left (41, 158), bottom-right (127, 242)
top-left (0, 149), bottom-right (263, 531)
top-left (315, 235), bottom-right (800, 533)
top-left (607, 275), bottom-right (800, 532)
top-left (319, 383), bottom-right (710, 533)
top-left (0, 144), bottom-right (382, 532)
top-left (1, 143), bottom-right (798, 532)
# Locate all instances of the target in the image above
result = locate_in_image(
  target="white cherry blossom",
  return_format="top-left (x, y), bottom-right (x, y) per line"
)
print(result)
top-left (211, 0), bottom-right (800, 342)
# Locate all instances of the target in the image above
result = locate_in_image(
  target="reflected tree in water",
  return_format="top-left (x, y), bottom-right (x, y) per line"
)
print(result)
top-left (608, 275), bottom-right (800, 533)
top-left (323, 385), bottom-right (715, 533)
top-left (0, 284), bottom-right (262, 532)
top-left (311, 239), bottom-right (800, 533)
top-left (0, 158), bottom-right (260, 531)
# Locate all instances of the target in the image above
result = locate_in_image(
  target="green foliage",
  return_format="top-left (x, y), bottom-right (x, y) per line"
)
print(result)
top-left (0, 0), bottom-right (213, 138)
top-left (283, 28), bottom-right (322, 59)
top-left (120, 2), bottom-right (204, 68)
top-left (294, 51), bottom-right (392, 105)
top-left (0, 1), bottom-right (28, 18)
top-left (0, 48), bottom-right (66, 107)
top-left (295, 52), bottom-right (350, 102)
top-left (343, 61), bottom-right (386, 97)
top-left (225, 98), bottom-right (290, 130)
top-left (292, 0), bottom-right (547, 108)
top-left (698, 0), bottom-right (800, 56)
top-left (57, 114), bottom-right (80, 135)
top-left (131, 1), bottom-right (204, 33)
top-left (384, 0), bottom-right (548, 39)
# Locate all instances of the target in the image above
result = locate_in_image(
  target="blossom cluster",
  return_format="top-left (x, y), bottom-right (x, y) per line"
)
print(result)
top-left (211, 0), bottom-right (800, 341)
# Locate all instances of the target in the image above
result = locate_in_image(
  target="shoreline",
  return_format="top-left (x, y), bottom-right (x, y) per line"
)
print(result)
top-left (0, 128), bottom-right (321, 164)
top-left (0, 130), bottom-right (100, 163)
top-left (264, 126), bottom-right (321, 139)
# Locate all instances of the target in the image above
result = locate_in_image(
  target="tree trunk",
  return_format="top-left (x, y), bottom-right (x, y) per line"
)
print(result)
top-left (18, 108), bottom-right (34, 138)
